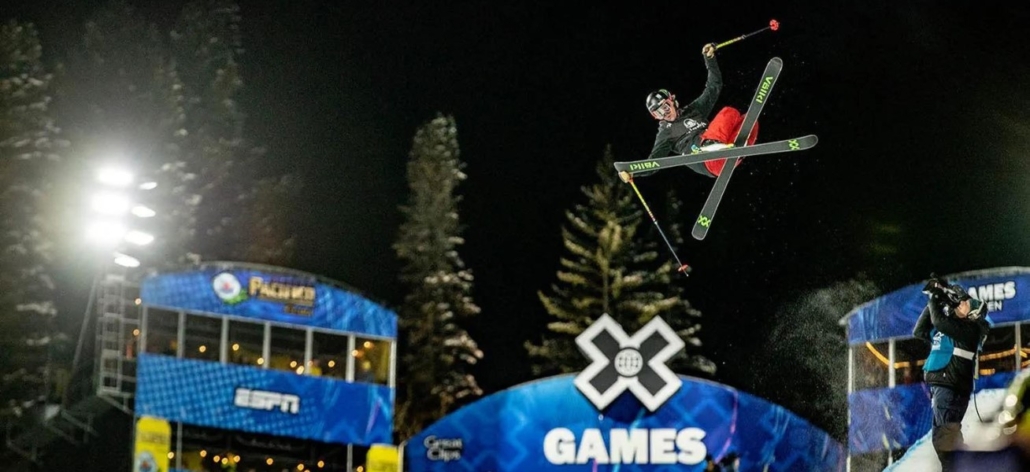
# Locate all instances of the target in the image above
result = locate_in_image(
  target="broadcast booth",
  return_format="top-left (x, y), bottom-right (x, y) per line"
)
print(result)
top-left (59, 262), bottom-right (397, 472)
top-left (844, 267), bottom-right (1030, 471)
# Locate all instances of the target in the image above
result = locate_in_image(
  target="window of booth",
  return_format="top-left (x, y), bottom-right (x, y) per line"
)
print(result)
top-left (311, 331), bottom-right (348, 379)
top-left (184, 314), bottom-right (221, 362)
top-left (1019, 324), bottom-right (1030, 370)
top-left (269, 325), bottom-right (306, 374)
top-left (144, 307), bottom-right (180, 356)
top-left (228, 319), bottom-right (265, 368)
top-left (353, 337), bottom-right (390, 385)
top-left (979, 325), bottom-right (1017, 376)
top-left (893, 338), bottom-right (930, 385)
top-left (853, 341), bottom-right (890, 390)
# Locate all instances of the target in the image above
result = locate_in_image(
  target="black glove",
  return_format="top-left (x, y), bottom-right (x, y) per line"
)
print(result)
top-left (922, 276), bottom-right (946, 299)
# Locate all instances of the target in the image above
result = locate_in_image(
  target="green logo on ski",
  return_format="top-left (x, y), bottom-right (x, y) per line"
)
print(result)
top-left (755, 76), bottom-right (774, 104)
top-left (629, 161), bottom-right (661, 172)
top-left (788, 139), bottom-right (800, 150)
top-left (697, 215), bottom-right (712, 228)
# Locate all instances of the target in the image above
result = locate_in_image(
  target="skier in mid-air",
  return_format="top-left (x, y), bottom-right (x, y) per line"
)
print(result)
top-left (644, 43), bottom-right (758, 178)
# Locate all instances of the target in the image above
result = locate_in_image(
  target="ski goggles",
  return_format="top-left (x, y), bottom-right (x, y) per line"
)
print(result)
top-left (649, 100), bottom-right (673, 119)
top-left (967, 297), bottom-right (986, 320)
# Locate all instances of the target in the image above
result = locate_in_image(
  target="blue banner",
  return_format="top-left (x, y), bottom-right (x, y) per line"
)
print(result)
top-left (135, 354), bottom-right (393, 445)
top-left (405, 375), bottom-right (843, 472)
top-left (848, 371), bottom-right (1017, 454)
top-left (140, 265), bottom-right (397, 338)
top-left (847, 269), bottom-right (1030, 344)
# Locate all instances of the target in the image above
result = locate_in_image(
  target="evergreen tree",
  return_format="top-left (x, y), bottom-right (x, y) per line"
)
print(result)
top-left (526, 146), bottom-right (715, 377)
top-left (171, 0), bottom-right (299, 264)
top-left (0, 20), bottom-right (64, 425)
top-left (393, 114), bottom-right (482, 440)
top-left (59, 0), bottom-right (193, 264)
top-left (59, 0), bottom-right (299, 266)
top-left (231, 174), bottom-right (300, 266)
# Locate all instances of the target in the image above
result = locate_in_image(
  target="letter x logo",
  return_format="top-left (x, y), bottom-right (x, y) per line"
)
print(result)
top-left (574, 314), bottom-right (685, 412)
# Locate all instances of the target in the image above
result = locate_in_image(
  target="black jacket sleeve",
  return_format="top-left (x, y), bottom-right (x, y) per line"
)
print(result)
top-left (646, 125), bottom-right (674, 161)
top-left (683, 55), bottom-right (722, 119)
top-left (913, 306), bottom-right (933, 342)
top-left (928, 297), bottom-right (983, 346)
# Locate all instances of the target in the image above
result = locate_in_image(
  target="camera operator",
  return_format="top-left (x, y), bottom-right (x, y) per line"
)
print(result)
top-left (913, 277), bottom-right (990, 471)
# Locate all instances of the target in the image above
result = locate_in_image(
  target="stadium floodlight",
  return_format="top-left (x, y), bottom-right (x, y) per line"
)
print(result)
top-left (85, 221), bottom-right (126, 245)
top-left (125, 230), bottom-right (154, 246)
top-left (97, 167), bottom-right (133, 187)
top-left (91, 192), bottom-right (131, 216)
top-left (113, 252), bottom-right (140, 268)
top-left (131, 204), bottom-right (156, 218)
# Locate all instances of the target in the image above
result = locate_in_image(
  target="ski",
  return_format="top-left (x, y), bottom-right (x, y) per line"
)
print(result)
top-left (613, 135), bottom-right (816, 175)
top-left (692, 57), bottom-right (783, 240)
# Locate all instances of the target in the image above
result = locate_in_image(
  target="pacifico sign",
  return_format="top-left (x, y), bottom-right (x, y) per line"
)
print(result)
top-left (212, 271), bottom-right (316, 316)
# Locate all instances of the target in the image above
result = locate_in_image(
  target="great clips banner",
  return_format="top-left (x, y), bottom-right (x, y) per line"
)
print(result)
top-left (135, 354), bottom-right (393, 445)
top-left (140, 265), bottom-right (397, 338)
top-left (405, 375), bottom-right (843, 472)
top-left (847, 269), bottom-right (1030, 344)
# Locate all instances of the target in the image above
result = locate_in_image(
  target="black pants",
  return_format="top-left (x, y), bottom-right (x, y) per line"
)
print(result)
top-left (931, 385), bottom-right (970, 472)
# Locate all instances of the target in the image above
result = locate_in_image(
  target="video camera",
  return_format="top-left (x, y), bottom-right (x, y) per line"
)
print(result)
top-left (921, 273), bottom-right (967, 307)
top-left (922, 273), bottom-right (988, 320)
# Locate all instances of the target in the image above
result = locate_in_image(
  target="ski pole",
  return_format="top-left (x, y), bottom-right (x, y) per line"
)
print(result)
top-left (618, 172), bottom-right (692, 275)
top-left (716, 19), bottom-right (780, 49)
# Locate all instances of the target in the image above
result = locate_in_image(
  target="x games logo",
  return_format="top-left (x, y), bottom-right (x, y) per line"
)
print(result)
top-left (574, 314), bottom-right (685, 412)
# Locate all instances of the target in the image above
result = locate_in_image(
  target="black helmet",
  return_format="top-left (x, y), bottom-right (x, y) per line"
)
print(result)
top-left (946, 284), bottom-right (988, 320)
top-left (646, 89), bottom-right (673, 112)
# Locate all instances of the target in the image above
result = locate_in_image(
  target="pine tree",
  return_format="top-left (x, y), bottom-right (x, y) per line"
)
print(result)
top-left (59, 0), bottom-right (299, 266)
top-left (59, 0), bottom-right (194, 264)
top-left (171, 0), bottom-right (299, 263)
top-left (230, 174), bottom-right (300, 266)
top-left (0, 20), bottom-right (64, 425)
top-left (393, 114), bottom-right (482, 440)
top-left (526, 146), bottom-right (715, 377)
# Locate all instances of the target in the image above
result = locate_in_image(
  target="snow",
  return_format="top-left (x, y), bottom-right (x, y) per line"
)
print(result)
top-left (885, 388), bottom-right (1009, 471)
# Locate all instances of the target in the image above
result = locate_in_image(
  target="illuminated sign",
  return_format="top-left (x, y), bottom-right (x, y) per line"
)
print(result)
top-left (574, 314), bottom-right (684, 412)
top-left (543, 427), bottom-right (707, 465)
top-left (424, 436), bottom-right (462, 462)
top-left (248, 276), bottom-right (316, 306)
top-left (211, 271), bottom-right (317, 316)
top-left (234, 387), bottom-right (300, 414)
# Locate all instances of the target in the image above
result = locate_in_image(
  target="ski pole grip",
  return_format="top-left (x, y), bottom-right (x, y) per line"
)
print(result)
top-left (716, 37), bottom-right (744, 49)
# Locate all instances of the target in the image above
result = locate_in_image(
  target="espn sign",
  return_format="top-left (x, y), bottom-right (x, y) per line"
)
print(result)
top-left (233, 387), bottom-right (300, 414)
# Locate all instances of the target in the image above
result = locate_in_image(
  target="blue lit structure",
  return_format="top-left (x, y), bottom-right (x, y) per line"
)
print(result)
top-left (54, 261), bottom-right (397, 472)
top-left (404, 375), bottom-right (844, 472)
top-left (843, 267), bottom-right (1030, 470)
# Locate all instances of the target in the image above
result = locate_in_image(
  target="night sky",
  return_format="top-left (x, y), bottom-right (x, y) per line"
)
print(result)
top-left (9, 2), bottom-right (1030, 399)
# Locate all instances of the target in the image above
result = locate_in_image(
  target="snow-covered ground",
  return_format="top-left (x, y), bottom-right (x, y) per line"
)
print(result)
top-left (885, 388), bottom-right (1009, 471)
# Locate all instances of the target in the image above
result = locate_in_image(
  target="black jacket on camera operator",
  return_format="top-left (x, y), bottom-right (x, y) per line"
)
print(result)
top-left (913, 283), bottom-right (990, 394)
top-left (912, 279), bottom-right (991, 471)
